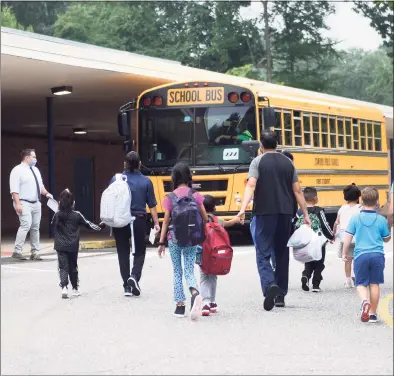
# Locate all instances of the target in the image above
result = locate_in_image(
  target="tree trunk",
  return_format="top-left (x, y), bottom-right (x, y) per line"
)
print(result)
top-left (262, 1), bottom-right (272, 82)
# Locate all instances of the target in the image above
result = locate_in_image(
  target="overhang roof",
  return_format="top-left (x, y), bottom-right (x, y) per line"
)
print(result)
top-left (1, 27), bottom-right (392, 140)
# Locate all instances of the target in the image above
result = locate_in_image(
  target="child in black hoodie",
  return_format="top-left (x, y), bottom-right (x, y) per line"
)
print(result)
top-left (295, 187), bottom-right (335, 292)
top-left (52, 189), bottom-right (104, 299)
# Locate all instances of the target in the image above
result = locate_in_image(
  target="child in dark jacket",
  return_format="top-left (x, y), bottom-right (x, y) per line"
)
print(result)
top-left (295, 187), bottom-right (335, 292)
top-left (52, 189), bottom-right (104, 299)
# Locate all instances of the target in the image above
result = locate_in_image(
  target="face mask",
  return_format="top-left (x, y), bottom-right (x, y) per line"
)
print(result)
top-left (30, 158), bottom-right (37, 167)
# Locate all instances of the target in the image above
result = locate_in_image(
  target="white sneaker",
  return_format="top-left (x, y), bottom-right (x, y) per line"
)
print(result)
top-left (62, 287), bottom-right (69, 299)
top-left (72, 289), bottom-right (80, 297)
top-left (344, 279), bottom-right (353, 288)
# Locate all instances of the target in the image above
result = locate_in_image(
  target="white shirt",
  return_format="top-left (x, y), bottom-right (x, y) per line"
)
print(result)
top-left (9, 162), bottom-right (44, 202)
top-left (338, 203), bottom-right (362, 231)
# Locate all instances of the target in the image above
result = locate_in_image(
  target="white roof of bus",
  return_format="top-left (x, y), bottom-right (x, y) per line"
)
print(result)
top-left (2, 26), bottom-right (392, 120)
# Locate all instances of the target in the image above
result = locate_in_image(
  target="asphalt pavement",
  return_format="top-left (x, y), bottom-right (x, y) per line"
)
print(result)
top-left (1, 241), bottom-right (393, 375)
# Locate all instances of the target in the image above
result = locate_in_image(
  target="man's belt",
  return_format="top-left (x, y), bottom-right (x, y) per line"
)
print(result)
top-left (20, 199), bottom-right (39, 204)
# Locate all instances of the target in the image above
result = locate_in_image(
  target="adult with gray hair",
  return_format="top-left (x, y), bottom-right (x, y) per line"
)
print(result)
top-left (9, 148), bottom-right (53, 261)
top-left (238, 130), bottom-right (310, 311)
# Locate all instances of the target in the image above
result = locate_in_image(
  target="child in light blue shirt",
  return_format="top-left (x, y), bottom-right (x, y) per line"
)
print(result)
top-left (343, 187), bottom-right (391, 323)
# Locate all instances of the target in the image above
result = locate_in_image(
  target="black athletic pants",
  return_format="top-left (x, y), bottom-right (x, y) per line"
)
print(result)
top-left (302, 243), bottom-right (327, 287)
top-left (113, 216), bottom-right (147, 288)
top-left (57, 251), bottom-right (79, 289)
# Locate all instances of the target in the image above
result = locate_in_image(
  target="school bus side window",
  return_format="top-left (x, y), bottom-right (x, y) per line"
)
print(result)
top-left (303, 112), bottom-right (311, 146)
top-left (367, 121), bottom-right (373, 150)
top-left (294, 111), bottom-right (302, 146)
top-left (329, 116), bottom-right (336, 148)
top-left (338, 117), bottom-right (345, 148)
top-left (345, 118), bottom-right (352, 149)
top-left (312, 114), bottom-right (320, 147)
top-left (283, 110), bottom-right (292, 146)
top-left (321, 115), bottom-right (328, 148)
top-left (360, 120), bottom-right (366, 150)
top-left (374, 122), bottom-right (382, 151)
top-left (274, 109), bottom-right (283, 145)
top-left (353, 119), bottom-right (359, 150)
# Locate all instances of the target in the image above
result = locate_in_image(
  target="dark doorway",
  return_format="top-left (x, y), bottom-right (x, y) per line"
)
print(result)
top-left (74, 157), bottom-right (94, 221)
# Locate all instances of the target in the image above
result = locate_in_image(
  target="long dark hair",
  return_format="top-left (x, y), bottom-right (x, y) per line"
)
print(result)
top-left (171, 162), bottom-right (192, 190)
top-left (55, 189), bottom-right (74, 227)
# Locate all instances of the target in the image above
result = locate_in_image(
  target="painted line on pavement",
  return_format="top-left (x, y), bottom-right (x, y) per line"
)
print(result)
top-left (378, 293), bottom-right (393, 328)
top-left (1, 265), bottom-right (56, 273)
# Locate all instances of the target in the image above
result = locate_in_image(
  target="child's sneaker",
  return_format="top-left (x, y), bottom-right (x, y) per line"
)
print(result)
top-left (344, 278), bottom-right (353, 288)
top-left (369, 314), bottom-right (378, 323)
top-left (61, 287), bottom-right (68, 299)
top-left (312, 286), bottom-right (321, 293)
top-left (202, 305), bottom-right (211, 316)
top-left (360, 300), bottom-right (371, 322)
top-left (174, 304), bottom-right (186, 318)
top-left (209, 302), bottom-right (218, 313)
top-left (190, 293), bottom-right (203, 321)
top-left (301, 276), bottom-right (310, 291)
top-left (72, 288), bottom-right (80, 297)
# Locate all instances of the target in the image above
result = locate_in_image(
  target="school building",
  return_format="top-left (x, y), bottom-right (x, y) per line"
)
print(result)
top-left (1, 27), bottom-right (393, 236)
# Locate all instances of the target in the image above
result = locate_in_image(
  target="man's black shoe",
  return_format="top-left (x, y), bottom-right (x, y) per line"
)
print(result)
top-left (263, 284), bottom-right (280, 311)
top-left (274, 295), bottom-right (285, 307)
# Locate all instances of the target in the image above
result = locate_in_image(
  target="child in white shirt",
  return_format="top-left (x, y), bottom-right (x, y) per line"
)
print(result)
top-left (334, 184), bottom-right (362, 287)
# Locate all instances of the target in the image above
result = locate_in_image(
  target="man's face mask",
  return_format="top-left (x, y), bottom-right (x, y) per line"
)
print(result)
top-left (29, 156), bottom-right (37, 167)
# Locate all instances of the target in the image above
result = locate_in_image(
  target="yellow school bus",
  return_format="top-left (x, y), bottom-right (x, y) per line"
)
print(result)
top-left (117, 81), bottom-right (389, 225)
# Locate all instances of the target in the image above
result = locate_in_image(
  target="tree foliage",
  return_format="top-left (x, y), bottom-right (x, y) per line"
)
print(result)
top-left (1, 6), bottom-right (33, 31)
top-left (2, 1), bottom-right (67, 35)
top-left (353, 0), bottom-right (393, 57)
top-left (326, 48), bottom-right (393, 106)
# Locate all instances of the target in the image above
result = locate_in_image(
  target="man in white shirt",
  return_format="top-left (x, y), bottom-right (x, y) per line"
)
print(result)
top-left (9, 149), bottom-right (53, 261)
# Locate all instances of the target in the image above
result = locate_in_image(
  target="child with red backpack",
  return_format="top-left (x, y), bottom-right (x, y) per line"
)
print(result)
top-left (200, 195), bottom-right (240, 316)
top-left (157, 163), bottom-right (208, 320)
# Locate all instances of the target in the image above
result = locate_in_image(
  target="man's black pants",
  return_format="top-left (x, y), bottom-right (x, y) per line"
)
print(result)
top-left (113, 216), bottom-right (147, 288)
top-left (302, 243), bottom-right (327, 287)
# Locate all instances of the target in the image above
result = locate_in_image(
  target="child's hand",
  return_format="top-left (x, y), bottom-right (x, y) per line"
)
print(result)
top-left (233, 215), bottom-right (241, 224)
top-left (342, 254), bottom-right (350, 263)
top-left (158, 244), bottom-right (166, 258)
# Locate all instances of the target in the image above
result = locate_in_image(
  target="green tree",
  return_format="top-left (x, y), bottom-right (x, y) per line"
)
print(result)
top-left (226, 64), bottom-right (264, 80)
top-left (1, 6), bottom-right (33, 31)
top-left (326, 48), bottom-right (393, 106)
top-left (270, 1), bottom-right (338, 92)
top-left (2, 1), bottom-right (67, 35)
top-left (353, 1), bottom-right (393, 57)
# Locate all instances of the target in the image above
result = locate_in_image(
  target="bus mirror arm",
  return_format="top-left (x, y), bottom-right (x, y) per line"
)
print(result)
top-left (241, 140), bottom-right (260, 157)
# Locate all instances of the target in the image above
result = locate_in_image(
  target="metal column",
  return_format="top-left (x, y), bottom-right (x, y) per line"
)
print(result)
top-left (46, 97), bottom-right (55, 237)
top-left (390, 139), bottom-right (394, 184)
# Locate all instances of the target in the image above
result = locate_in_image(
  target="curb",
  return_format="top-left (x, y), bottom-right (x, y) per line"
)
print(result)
top-left (79, 240), bottom-right (116, 250)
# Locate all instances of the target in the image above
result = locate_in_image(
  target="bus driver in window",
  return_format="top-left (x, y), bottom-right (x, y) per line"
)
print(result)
top-left (214, 118), bottom-right (253, 145)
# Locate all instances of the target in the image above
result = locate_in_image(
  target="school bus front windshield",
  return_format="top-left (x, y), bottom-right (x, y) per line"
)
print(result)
top-left (138, 106), bottom-right (257, 168)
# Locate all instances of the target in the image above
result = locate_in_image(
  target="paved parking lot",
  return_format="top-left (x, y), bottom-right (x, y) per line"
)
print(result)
top-left (1, 242), bottom-right (393, 375)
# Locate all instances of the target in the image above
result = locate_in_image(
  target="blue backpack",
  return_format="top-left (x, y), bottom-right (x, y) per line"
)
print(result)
top-left (168, 189), bottom-right (205, 247)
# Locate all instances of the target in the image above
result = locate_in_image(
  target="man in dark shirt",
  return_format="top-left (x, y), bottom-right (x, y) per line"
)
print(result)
top-left (238, 130), bottom-right (311, 311)
top-left (109, 151), bottom-right (160, 297)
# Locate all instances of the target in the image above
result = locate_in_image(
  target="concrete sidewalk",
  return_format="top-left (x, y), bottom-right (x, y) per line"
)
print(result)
top-left (1, 231), bottom-right (116, 258)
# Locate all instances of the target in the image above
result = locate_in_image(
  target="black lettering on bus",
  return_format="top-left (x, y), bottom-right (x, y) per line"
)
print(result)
top-left (206, 90), bottom-right (211, 102)
top-left (169, 92), bottom-right (175, 103)
top-left (217, 89), bottom-right (223, 101)
top-left (180, 91), bottom-right (186, 102)
top-left (191, 90), bottom-right (197, 101)
top-left (211, 90), bottom-right (217, 101)
top-left (197, 90), bottom-right (202, 102)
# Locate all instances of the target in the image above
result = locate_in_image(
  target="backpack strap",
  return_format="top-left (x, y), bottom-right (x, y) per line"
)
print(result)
top-left (207, 214), bottom-right (218, 223)
top-left (188, 189), bottom-right (194, 198)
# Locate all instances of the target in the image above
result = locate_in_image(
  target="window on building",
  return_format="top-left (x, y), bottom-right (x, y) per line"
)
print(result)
top-left (374, 122), bottom-right (382, 151)
top-left (329, 116), bottom-right (336, 148)
top-left (303, 112), bottom-right (311, 146)
top-left (345, 118), bottom-right (352, 149)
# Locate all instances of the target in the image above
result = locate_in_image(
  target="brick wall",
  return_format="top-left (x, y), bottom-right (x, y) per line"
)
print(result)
top-left (1, 135), bottom-right (124, 235)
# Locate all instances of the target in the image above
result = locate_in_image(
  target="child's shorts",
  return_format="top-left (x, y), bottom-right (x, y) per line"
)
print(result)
top-left (354, 252), bottom-right (385, 286)
top-left (338, 242), bottom-right (355, 258)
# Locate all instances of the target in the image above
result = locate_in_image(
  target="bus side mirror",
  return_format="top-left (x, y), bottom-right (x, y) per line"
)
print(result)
top-left (117, 112), bottom-right (130, 137)
top-left (242, 140), bottom-right (260, 157)
top-left (262, 107), bottom-right (276, 129)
